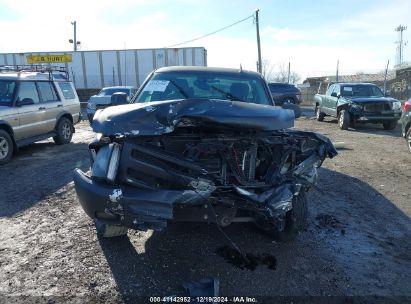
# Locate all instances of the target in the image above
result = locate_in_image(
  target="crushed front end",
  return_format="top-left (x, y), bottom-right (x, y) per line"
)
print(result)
top-left (74, 99), bottom-right (337, 236)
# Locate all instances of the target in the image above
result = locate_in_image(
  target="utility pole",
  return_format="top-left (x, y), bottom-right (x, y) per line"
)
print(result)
top-left (71, 21), bottom-right (77, 51)
top-left (384, 59), bottom-right (390, 94)
top-left (287, 62), bottom-right (291, 83)
top-left (255, 9), bottom-right (262, 74)
top-left (395, 25), bottom-right (407, 66)
top-left (336, 60), bottom-right (339, 82)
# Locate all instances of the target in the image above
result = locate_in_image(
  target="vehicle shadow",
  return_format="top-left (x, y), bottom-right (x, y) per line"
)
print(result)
top-left (311, 117), bottom-right (403, 138)
top-left (0, 141), bottom-right (90, 217)
top-left (97, 168), bottom-right (411, 299)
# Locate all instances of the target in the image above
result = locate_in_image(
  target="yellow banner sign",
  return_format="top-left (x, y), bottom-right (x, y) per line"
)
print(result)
top-left (27, 54), bottom-right (72, 64)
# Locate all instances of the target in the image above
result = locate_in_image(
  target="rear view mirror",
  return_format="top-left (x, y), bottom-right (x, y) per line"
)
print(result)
top-left (17, 98), bottom-right (34, 106)
top-left (110, 92), bottom-right (128, 106)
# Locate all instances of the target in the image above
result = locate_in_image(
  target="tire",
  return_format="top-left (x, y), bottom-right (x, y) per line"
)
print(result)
top-left (53, 117), bottom-right (73, 145)
top-left (254, 192), bottom-right (308, 242)
top-left (0, 130), bottom-right (13, 165)
top-left (383, 121), bottom-right (397, 130)
top-left (315, 106), bottom-right (325, 121)
top-left (338, 109), bottom-right (350, 130)
top-left (406, 128), bottom-right (411, 153)
top-left (94, 219), bottom-right (128, 238)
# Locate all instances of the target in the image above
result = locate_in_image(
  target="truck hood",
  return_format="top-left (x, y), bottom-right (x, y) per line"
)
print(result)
top-left (347, 97), bottom-right (398, 104)
top-left (92, 98), bottom-right (295, 136)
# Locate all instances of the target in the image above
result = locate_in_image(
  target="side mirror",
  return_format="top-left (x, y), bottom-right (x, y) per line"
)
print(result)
top-left (385, 92), bottom-right (390, 97)
top-left (17, 98), bottom-right (34, 106)
top-left (110, 92), bottom-right (128, 106)
top-left (331, 92), bottom-right (339, 98)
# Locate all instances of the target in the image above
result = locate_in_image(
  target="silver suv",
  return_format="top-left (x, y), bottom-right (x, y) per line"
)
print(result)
top-left (0, 65), bottom-right (81, 164)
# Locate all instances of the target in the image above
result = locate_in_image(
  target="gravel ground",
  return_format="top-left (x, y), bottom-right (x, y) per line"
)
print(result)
top-left (0, 110), bottom-right (410, 303)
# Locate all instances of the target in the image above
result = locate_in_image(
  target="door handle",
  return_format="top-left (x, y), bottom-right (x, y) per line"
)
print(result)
top-left (57, 104), bottom-right (63, 107)
top-left (38, 107), bottom-right (46, 110)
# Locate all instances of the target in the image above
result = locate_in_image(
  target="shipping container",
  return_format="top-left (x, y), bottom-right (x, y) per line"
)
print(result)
top-left (0, 47), bottom-right (207, 90)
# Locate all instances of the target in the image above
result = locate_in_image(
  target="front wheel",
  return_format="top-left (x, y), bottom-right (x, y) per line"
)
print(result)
top-left (0, 130), bottom-right (13, 165)
top-left (254, 192), bottom-right (308, 242)
top-left (383, 121), bottom-right (397, 130)
top-left (53, 117), bottom-right (73, 145)
top-left (338, 110), bottom-right (350, 130)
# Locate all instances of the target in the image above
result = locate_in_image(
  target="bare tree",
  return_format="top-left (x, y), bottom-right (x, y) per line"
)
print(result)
top-left (261, 60), bottom-right (301, 84)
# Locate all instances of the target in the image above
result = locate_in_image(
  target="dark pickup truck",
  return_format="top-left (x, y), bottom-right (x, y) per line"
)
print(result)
top-left (314, 83), bottom-right (402, 130)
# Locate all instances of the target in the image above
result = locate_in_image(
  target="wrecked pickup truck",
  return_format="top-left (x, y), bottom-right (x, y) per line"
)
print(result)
top-left (74, 66), bottom-right (337, 240)
top-left (314, 82), bottom-right (402, 130)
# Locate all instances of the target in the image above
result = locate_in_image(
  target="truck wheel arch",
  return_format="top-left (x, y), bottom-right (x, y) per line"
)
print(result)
top-left (55, 112), bottom-right (73, 130)
top-left (0, 122), bottom-right (17, 152)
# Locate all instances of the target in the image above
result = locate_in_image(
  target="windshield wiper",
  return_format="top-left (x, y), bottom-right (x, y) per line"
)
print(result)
top-left (210, 85), bottom-right (244, 102)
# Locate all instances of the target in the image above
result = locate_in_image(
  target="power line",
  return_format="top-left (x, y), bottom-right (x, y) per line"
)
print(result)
top-left (166, 14), bottom-right (254, 48)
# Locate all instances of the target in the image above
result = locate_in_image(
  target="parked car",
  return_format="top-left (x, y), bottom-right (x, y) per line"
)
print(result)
top-left (268, 82), bottom-right (301, 105)
top-left (400, 98), bottom-right (411, 152)
top-left (314, 82), bottom-right (402, 130)
top-left (86, 86), bottom-right (137, 123)
top-left (0, 65), bottom-right (81, 165)
top-left (74, 66), bottom-right (337, 241)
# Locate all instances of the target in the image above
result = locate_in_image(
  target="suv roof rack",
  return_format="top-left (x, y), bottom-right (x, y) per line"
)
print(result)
top-left (0, 65), bottom-right (69, 81)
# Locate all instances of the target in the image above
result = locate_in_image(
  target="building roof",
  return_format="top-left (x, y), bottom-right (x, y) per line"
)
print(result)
top-left (305, 71), bottom-right (396, 84)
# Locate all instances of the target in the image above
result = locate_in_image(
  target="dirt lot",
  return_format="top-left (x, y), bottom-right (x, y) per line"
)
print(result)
top-left (1, 109), bottom-right (410, 303)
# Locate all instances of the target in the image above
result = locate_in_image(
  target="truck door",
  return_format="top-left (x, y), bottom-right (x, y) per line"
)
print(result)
top-left (322, 84), bottom-right (335, 115)
top-left (329, 84), bottom-right (340, 117)
top-left (16, 81), bottom-right (47, 139)
top-left (37, 81), bottom-right (62, 133)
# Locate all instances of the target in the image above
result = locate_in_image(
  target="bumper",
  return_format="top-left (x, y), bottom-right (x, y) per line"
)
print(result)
top-left (351, 110), bottom-right (402, 123)
top-left (73, 168), bottom-right (208, 231)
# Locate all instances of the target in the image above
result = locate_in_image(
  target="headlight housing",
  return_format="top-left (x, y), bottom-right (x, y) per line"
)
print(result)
top-left (350, 103), bottom-right (363, 111)
top-left (392, 101), bottom-right (402, 110)
top-left (91, 143), bottom-right (121, 182)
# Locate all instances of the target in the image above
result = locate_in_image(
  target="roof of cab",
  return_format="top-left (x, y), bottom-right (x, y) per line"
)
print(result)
top-left (155, 66), bottom-right (262, 77)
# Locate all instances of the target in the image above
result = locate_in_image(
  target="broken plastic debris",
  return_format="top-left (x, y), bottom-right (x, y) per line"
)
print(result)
top-left (109, 189), bottom-right (123, 202)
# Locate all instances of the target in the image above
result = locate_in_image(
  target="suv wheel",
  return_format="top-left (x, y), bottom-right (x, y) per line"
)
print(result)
top-left (0, 130), bottom-right (13, 165)
top-left (338, 110), bottom-right (350, 130)
top-left (315, 106), bottom-right (325, 121)
top-left (406, 128), bottom-right (411, 153)
top-left (254, 192), bottom-right (308, 242)
top-left (383, 121), bottom-right (397, 130)
top-left (53, 117), bottom-right (73, 145)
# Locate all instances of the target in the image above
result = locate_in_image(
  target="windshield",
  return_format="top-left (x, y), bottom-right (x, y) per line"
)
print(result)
top-left (98, 88), bottom-right (131, 96)
top-left (341, 85), bottom-right (384, 98)
top-left (134, 71), bottom-right (272, 105)
top-left (0, 80), bottom-right (16, 105)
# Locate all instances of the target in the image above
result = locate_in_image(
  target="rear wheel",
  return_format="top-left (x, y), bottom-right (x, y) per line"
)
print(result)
top-left (338, 109), bottom-right (350, 130)
top-left (406, 128), bottom-right (411, 153)
top-left (254, 192), bottom-right (308, 242)
top-left (315, 106), bottom-right (325, 121)
top-left (94, 219), bottom-right (128, 238)
top-left (53, 117), bottom-right (73, 145)
top-left (0, 130), bottom-right (13, 165)
top-left (383, 121), bottom-right (397, 130)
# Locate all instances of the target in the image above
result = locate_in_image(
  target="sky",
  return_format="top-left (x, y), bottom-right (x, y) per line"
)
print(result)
top-left (0, 0), bottom-right (410, 81)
